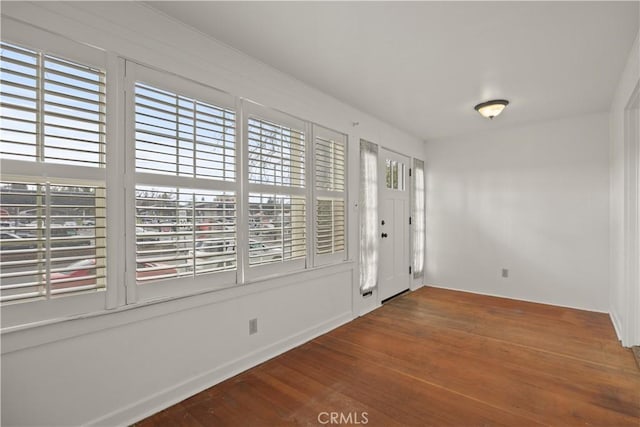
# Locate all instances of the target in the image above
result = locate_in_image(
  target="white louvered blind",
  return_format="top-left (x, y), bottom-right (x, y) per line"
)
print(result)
top-left (135, 83), bottom-right (236, 180)
top-left (135, 186), bottom-right (237, 283)
top-left (246, 111), bottom-right (306, 270)
top-left (0, 181), bottom-right (106, 303)
top-left (133, 74), bottom-right (238, 287)
top-left (315, 135), bottom-right (345, 192)
top-left (248, 193), bottom-right (305, 266)
top-left (0, 40), bottom-right (108, 306)
top-left (247, 118), bottom-right (305, 187)
top-left (314, 127), bottom-right (346, 261)
top-left (316, 198), bottom-right (345, 255)
top-left (0, 42), bottom-right (106, 166)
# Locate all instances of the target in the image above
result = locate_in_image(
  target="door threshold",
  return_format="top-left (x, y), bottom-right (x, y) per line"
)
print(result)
top-left (381, 288), bottom-right (410, 304)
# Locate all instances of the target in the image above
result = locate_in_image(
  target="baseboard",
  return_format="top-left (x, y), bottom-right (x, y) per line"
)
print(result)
top-left (358, 301), bottom-right (381, 317)
top-left (425, 284), bottom-right (609, 314)
top-left (410, 281), bottom-right (425, 292)
top-left (610, 310), bottom-right (624, 343)
top-left (88, 311), bottom-right (353, 427)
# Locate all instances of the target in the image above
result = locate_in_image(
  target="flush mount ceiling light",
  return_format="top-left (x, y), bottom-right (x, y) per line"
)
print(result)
top-left (474, 99), bottom-right (509, 119)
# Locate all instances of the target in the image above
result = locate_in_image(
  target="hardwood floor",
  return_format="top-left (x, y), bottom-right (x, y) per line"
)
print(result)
top-left (137, 287), bottom-right (640, 426)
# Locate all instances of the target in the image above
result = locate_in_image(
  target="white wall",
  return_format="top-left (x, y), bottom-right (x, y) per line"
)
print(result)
top-left (609, 33), bottom-right (640, 346)
top-left (2, 266), bottom-right (353, 426)
top-left (0, 2), bottom-right (424, 425)
top-left (425, 113), bottom-right (610, 312)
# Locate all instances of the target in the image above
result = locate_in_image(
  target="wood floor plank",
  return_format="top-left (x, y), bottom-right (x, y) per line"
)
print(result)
top-left (137, 287), bottom-right (640, 426)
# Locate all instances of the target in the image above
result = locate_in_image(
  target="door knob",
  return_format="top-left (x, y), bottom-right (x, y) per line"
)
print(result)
top-left (381, 220), bottom-right (385, 225)
top-left (381, 233), bottom-right (388, 238)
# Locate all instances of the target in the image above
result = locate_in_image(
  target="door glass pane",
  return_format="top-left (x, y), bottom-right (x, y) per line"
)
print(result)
top-left (385, 159), bottom-right (392, 189)
top-left (392, 161), bottom-right (398, 189)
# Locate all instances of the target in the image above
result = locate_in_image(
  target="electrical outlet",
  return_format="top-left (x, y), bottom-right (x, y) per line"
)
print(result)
top-left (501, 268), bottom-right (509, 278)
top-left (249, 318), bottom-right (258, 335)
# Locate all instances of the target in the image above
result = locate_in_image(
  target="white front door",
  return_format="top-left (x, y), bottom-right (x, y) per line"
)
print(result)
top-left (378, 148), bottom-right (410, 301)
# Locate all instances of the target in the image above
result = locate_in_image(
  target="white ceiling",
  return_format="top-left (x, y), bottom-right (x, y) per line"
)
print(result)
top-left (147, 1), bottom-right (638, 141)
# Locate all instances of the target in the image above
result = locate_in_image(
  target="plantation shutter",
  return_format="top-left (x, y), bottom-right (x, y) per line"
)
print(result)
top-left (314, 125), bottom-right (346, 264)
top-left (245, 110), bottom-right (306, 273)
top-left (134, 83), bottom-right (236, 180)
top-left (132, 74), bottom-right (238, 289)
top-left (0, 40), bottom-right (107, 305)
top-left (0, 42), bottom-right (106, 165)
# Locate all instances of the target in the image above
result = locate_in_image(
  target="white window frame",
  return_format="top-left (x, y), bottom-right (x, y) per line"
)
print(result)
top-left (242, 102), bottom-right (308, 280)
top-left (124, 62), bottom-right (238, 303)
top-left (313, 124), bottom-right (347, 266)
top-left (0, 20), bottom-right (113, 327)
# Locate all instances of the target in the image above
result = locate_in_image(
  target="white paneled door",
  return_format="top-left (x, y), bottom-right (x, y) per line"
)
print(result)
top-left (378, 148), bottom-right (410, 301)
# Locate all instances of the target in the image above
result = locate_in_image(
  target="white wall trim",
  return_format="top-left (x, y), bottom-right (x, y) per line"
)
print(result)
top-left (88, 311), bottom-right (353, 427)
top-left (358, 298), bottom-right (381, 317)
top-left (610, 310), bottom-right (623, 342)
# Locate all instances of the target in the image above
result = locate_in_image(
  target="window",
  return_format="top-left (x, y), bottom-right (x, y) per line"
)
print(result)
top-left (0, 43), bottom-right (106, 165)
top-left (248, 117), bottom-right (304, 187)
top-left (316, 199), bottom-right (345, 255)
top-left (0, 182), bottom-right (106, 303)
top-left (412, 159), bottom-right (425, 279)
top-left (314, 125), bottom-right (346, 264)
top-left (130, 65), bottom-right (237, 297)
top-left (135, 83), bottom-right (235, 180)
top-left (247, 193), bottom-right (305, 266)
top-left (135, 187), bottom-right (236, 281)
top-left (245, 108), bottom-right (306, 275)
top-left (359, 139), bottom-right (379, 294)
top-left (385, 159), bottom-right (405, 190)
top-left (0, 40), bottom-right (107, 309)
top-left (2, 24), bottom-right (353, 327)
top-left (129, 66), bottom-right (349, 295)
